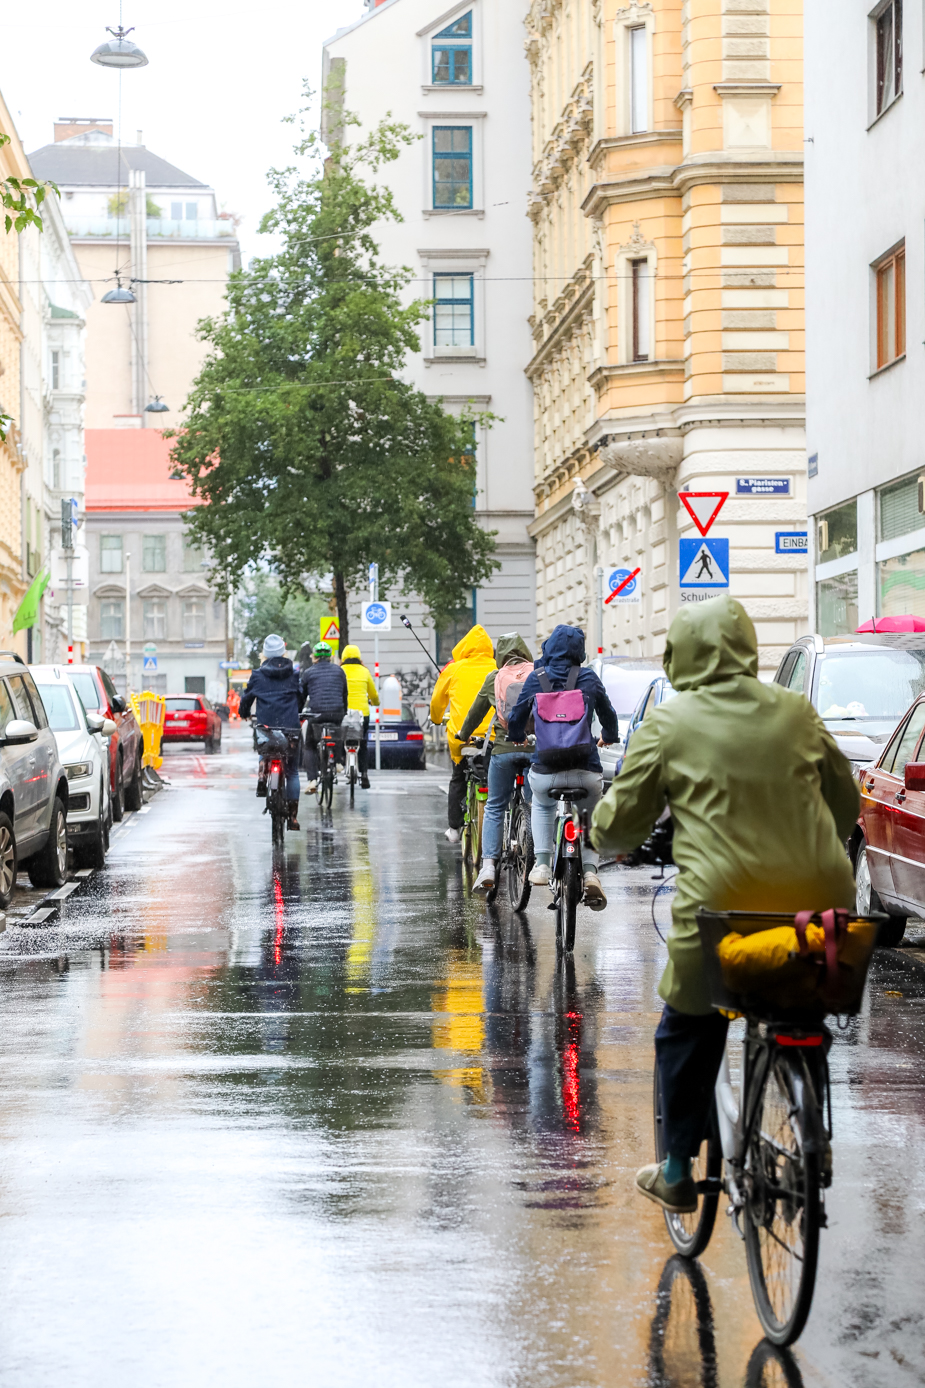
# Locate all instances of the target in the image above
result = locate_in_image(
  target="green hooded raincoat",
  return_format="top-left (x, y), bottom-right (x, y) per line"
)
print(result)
top-left (458, 632), bottom-right (534, 757)
top-left (590, 596), bottom-right (860, 1015)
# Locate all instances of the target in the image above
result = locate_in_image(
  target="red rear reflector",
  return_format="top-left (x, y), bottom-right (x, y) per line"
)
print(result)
top-left (406, 731), bottom-right (423, 740)
top-left (776, 1034), bottom-right (823, 1047)
top-left (270, 761), bottom-right (282, 772)
top-left (564, 819), bottom-right (579, 842)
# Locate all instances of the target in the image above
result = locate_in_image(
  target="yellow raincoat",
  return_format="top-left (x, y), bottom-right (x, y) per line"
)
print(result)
top-left (429, 624), bottom-right (496, 763)
top-left (340, 645), bottom-right (379, 716)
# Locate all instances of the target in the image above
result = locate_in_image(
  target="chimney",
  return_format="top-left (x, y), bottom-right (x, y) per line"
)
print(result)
top-left (54, 117), bottom-right (113, 142)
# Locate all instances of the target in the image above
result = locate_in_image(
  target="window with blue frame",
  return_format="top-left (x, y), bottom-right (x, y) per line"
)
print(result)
top-left (433, 127), bottom-right (473, 208)
top-left (434, 274), bottom-right (474, 348)
top-left (432, 12), bottom-right (472, 84)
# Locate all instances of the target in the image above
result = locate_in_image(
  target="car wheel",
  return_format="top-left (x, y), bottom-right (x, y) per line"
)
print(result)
top-left (28, 797), bottom-right (68, 889)
top-left (856, 842), bottom-right (907, 946)
top-left (124, 747), bottom-right (144, 811)
top-left (111, 753), bottom-right (125, 822)
top-left (77, 786), bottom-right (108, 871)
top-left (0, 812), bottom-right (17, 909)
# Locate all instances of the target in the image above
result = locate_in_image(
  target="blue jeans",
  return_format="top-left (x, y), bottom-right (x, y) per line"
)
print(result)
top-left (482, 752), bottom-right (533, 860)
top-left (528, 767), bottom-right (603, 869)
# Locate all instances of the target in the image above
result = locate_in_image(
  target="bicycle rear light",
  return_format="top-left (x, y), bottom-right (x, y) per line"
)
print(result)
top-left (564, 819), bottom-right (580, 842)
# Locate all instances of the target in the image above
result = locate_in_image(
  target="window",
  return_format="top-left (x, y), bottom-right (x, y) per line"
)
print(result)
top-left (143, 533), bottom-right (166, 572)
top-left (21, 673), bottom-right (48, 729)
top-left (170, 201), bottom-right (183, 220)
top-left (631, 259), bottom-right (650, 361)
top-left (186, 202), bottom-right (198, 221)
top-left (0, 681), bottom-right (13, 735)
top-left (70, 671), bottom-right (102, 713)
top-left (100, 534), bottom-right (123, 573)
top-left (51, 350), bottom-right (60, 390)
top-left (875, 0), bottom-right (902, 115)
top-left (143, 600), bottom-right (166, 640)
top-left (53, 449), bottom-right (61, 489)
top-left (434, 274), bottom-right (474, 347)
top-left (816, 572), bottom-right (859, 637)
top-left (875, 242), bottom-right (905, 368)
top-left (182, 599), bottom-right (206, 641)
top-left (817, 500), bottom-right (857, 562)
top-left (33, 683), bottom-right (80, 732)
top-left (182, 535), bottom-right (204, 572)
top-left (185, 677), bottom-right (206, 696)
top-left (433, 127), bottom-right (472, 209)
top-left (787, 649), bottom-right (809, 694)
top-left (630, 26), bottom-right (648, 133)
top-left (879, 471), bottom-right (924, 541)
top-left (432, 11), bottom-right (472, 84)
top-left (166, 697), bottom-right (200, 711)
top-left (886, 700), bottom-right (925, 778)
top-left (880, 547), bottom-right (925, 619)
top-left (100, 600), bottom-right (124, 641)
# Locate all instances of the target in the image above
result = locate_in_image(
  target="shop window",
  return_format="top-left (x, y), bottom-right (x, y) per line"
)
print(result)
top-left (878, 471), bottom-right (925, 541)
top-left (816, 500), bottom-right (857, 564)
top-left (817, 572), bottom-right (859, 637)
top-left (879, 547), bottom-right (925, 618)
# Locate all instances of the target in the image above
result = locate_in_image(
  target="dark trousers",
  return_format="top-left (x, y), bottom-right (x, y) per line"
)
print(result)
top-left (357, 716), bottom-right (370, 777)
top-left (304, 718), bottom-right (343, 779)
top-left (448, 758), bottom-right (467, 830)
top-left (655, 1004), bottom-right (729, 1160)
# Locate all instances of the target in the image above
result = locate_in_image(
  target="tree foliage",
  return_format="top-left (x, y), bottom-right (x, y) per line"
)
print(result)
top-left (236, 571), bottom-right (330, 665)
top-left (170, 98), bottom-right (498, 646)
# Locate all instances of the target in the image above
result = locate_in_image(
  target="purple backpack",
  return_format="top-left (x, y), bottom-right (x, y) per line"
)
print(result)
top-left (534, 667), bottom-right (593, 769)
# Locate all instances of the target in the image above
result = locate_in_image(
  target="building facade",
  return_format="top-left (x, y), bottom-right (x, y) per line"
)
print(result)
top-left (526, 0), bottom-right (807, 673)
top-left (805, 0), bottom-right (925, 633)
top-left (323, 0), bottom-right (536, 670)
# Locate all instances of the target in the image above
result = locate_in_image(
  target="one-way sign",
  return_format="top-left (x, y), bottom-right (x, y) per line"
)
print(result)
top-left (679, 537), bottom-right (730, 589)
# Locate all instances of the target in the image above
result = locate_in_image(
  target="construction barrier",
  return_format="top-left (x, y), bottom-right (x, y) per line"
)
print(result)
top-left (130, 691), bottom-right (167, 770)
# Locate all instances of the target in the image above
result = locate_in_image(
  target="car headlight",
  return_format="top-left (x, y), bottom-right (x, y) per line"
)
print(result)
top-left (65, 762), bottom-right (92, 780)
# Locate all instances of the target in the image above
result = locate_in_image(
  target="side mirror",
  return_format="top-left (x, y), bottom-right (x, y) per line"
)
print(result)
top-left (110, 695), bottom-right (126, 714)
top-left (86, 713), bottom-right (105, 734)
top-left (905, 762), bottom-right (925, 792)
top-left (101, 718), bottom-right (118, 737)
top-left (4, 719), bottom-right (37, 744)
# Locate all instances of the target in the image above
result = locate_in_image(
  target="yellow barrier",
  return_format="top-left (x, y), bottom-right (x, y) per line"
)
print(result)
top-left (129, 691), bottom-right (166, 770)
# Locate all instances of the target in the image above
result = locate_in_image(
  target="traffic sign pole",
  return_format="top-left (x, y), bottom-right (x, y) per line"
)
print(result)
top-left (370, 563), bottom-right (381, 773)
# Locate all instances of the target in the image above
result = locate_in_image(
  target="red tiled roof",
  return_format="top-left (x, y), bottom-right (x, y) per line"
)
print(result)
top-left (85, 429), bottom-right (201, 512)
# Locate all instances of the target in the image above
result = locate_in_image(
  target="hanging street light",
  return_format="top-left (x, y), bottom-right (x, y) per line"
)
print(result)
top-left (91, 25), bottom-right (148, 68)
top-left (101, 278), bottom-right (136, 304)
top-left (145, 396), bottom-right (169, 414)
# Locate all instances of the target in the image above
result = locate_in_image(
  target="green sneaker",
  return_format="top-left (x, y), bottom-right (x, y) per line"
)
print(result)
top-left (635, 1161), bottom-right (697, 1214)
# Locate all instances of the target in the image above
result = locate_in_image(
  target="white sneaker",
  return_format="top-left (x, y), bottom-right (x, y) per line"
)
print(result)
top-left (583, 872), bottom-right (607, 911)
top-left (444, 827), bottom-right (460, 844)
top-left (306, 781), bottom-right (317, 794)
top-left (529, 863), bottom-right (551, 886)
top-left (473, 861), bottom-right (496, 894)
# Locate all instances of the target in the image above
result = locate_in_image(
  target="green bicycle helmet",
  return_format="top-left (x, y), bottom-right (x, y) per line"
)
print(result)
top-left (313, 641), bottom-right (333, 659)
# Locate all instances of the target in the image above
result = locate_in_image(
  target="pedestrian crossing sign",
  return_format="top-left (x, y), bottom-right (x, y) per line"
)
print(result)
top-left (320, 617), bottom-right (340, 653)
top-left (679, 536), bottom-right (729, 589)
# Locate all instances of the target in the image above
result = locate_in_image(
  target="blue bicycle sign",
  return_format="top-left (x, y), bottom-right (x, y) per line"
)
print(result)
top-left (361, 600), bottom-right (392, 632)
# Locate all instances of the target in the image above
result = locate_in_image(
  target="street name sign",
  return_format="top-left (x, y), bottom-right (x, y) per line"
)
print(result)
top-left (678, 491), bottom-right (728, 537)
top-left (605, 568), bottom-right (641, 605)
top-left (679, 537), bottom-right (730, 590)
top-left (362, 600), bottom-right (392, 631)
top-left (775, 531), bottom-right (808, 554)
top-left (736, 477), bottom-right (790, 496)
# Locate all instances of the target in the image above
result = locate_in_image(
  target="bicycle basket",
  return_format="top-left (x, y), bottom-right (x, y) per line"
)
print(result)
top-left (696, 908), bottom-right (883, 1020)
top-left (255, 725), bottom-right (292, 755)
top-left (342, 709), bottom-right (364, 747)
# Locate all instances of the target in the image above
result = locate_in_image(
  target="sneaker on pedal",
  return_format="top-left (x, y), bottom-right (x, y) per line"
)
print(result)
top-left (444, 827), bottom-right (460, 844)
top-left (529, 863), bottom-right (551, 886)
top-left (472, 862), bottom-right (496, 895)
top-left (635, 1162), bottom-right (697, 1214)
top-left (306, 781), bottom-right (317, 795)
top-left (256, 781), bottom-right (268, 798)
top-left (583, 872), bottom-right (607, 911)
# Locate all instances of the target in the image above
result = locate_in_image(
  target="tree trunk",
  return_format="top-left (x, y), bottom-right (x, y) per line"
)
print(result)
top-left (333, 570), bottom-right (349, 649)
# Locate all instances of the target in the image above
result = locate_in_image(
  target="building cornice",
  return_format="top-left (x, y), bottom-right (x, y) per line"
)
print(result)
top-left (525, 281), bottom-right (595, 378)
top-left (581, 153), bottom-right (804, 218)
top-left (588, 360), bottom-right (685, 389)
top-left (588, 130), bottom-right (682, 169)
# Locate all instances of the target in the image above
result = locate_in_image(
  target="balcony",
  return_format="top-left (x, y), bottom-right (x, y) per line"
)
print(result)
top-left (64, 217), bottom-right (237, 241)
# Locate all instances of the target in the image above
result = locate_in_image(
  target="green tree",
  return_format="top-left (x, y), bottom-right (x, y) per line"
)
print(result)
top-left (237, 571), bottom-right (330, 665)
top-left (169, 99), bottom-right (497, 646)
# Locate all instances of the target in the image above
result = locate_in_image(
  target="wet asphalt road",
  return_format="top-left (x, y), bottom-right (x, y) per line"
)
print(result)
top-left (0, 724), bottom-right (924, 1387)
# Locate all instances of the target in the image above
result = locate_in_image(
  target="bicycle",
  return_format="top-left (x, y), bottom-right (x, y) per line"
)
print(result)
top-left (653, 906), bottom-right (880, 1347)
top-left (254, 725), bottom-right (300, 847)
top-left (460, 739), bottom-right (489, 870)
top-left (342, 710), bottom-right (364, 806)
top-left (316, 721), bottom-right (340, 810)
top-left (550, 784), bottom-right (590, 954)
top-left (486, 752), bottom-right (534, 911)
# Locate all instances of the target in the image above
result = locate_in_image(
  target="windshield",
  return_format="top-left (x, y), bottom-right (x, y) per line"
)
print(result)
top-left (35, 684), bottom-right (81, 732)
top-left (69, 672), bottom-right (101, 713)
top-left (166, 698), bottom-right (200, 712)
top-left (815, 650), bottom-right (925, 738)
top-left (600, 664), bottom-right (665, 718)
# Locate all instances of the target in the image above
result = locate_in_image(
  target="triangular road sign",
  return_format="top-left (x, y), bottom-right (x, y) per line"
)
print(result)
top-left (321, 619), bottom-right (340, 641)
top-left (680, 539), bottom-right (729, 587)
top-left (679, 491), bottom-right (728, 537)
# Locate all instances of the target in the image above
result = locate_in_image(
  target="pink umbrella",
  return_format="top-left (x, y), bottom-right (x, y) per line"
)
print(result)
top-left (856, 615), bottom-right (925, 633)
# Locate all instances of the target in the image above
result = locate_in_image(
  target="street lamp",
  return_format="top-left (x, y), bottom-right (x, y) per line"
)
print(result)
top-left (90, 26), bottom-right (148, 68)
top-left (144, 396), bottom-right (169, 413)
top-left (101, 277), bottom-right (136, 304)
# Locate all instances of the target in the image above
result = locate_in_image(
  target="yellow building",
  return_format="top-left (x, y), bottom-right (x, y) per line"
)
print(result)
top-left (526, 0), bottom-right (806, 672)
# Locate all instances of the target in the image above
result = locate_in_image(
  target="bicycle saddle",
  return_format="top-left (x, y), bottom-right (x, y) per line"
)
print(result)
top-left (550, 787), bottom-right (589, 801)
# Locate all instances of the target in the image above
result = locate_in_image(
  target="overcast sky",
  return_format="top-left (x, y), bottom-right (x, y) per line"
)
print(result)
top-left (0, 0), bottom-right (365, 262)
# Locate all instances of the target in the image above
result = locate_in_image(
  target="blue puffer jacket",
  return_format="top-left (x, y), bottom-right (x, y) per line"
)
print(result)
top-left (507, 624), bottom-right (619, 775)
top-left (300, 661), bottom-right (348, 721)
top-left (239, 657), bottom-right (302, 728)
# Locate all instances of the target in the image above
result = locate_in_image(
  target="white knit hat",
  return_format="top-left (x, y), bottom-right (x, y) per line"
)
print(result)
top-left (262, 633), bottom-right (286, 659)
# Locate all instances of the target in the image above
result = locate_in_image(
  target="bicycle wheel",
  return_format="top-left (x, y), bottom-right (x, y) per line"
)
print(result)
top-left (270, 793), bottom-right (286, 847)
top-left (744, 1339), bottom-right (806, 1388)
top-left (462, 781), bottom-right (479, 868)
top-left (348, 763), bottom-right (356, 806)
top-left (653, 1060), bottom-right (721, 1258)
top-left (556, 857), bottom-right (580, 953)
top-left (647, 1256), bottom-right (718, 1388)
top-left (507, 800), bottom-right (534, 911)
top-left (743, 1051), bottom-right (822, 1346)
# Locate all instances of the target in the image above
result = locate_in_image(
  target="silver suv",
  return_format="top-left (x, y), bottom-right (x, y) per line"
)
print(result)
top-left (0, 660), bottom-right (68, 908)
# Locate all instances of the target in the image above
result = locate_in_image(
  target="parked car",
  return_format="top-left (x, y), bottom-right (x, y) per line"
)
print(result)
top-left (590, 657), bottom-right (665, 784)
top-left (66, 664), bottom-right (143, 821)
top-left (368, 703), bottom-right (425, 769)
top-left (31, 666), bottom-right (116, 871)
top-left (773, 632), bottom-right (925, 773)
top-left (0, 661), bottom-right (69, 904)
top-left (852, 691), bottom-right (925, 946)
top-left (617, 675), bottom-right (678, 774)
top-left (162, 695), bottom-right (223, 752)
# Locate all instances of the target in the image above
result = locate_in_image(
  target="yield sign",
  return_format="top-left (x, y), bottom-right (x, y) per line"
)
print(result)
top-left (678, 491), bottom-right (728, 537)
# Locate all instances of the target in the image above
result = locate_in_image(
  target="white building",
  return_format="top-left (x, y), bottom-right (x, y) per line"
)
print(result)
top-left (805, 0), bottom-right (925, 632)
top-left (322, 0), bottom-right (535, 668)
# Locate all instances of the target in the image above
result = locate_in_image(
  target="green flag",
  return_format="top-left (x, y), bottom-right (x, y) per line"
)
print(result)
top-left (12, 568), bottom-right (50, 634)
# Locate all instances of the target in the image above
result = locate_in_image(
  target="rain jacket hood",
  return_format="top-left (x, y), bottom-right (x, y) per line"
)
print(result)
top-left (261, 656), bottom-right (295, 679)
top-left (663, 595), bottom-right (759, 692)
top-left (338, 645), bottom-right (379, 715)
top-left (239, 657), bottom-right (301, 727)
top-left (430, 624), bottom-right (496, 762)
top-left (494, 633), bottom-right (533, 667)
top-left (340, 645), bottom-right (362, 663)
top-left (540, 625), bottom-right (586, 682)
top-left (452, 625), bottom-right (494, 663)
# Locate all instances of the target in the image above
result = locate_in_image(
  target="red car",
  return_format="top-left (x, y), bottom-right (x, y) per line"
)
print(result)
top-left (67, 663), bottom-right (144, 821)
top-left (162, 695), bottom-right (223, 753)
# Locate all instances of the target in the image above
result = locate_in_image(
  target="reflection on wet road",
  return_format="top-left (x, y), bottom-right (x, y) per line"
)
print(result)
top-left (0, 725), bottom-right (922, 1386)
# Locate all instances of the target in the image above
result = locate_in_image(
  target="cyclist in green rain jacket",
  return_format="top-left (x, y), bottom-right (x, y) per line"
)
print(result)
top-left (591, 595), bottom-right (859, 1215)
